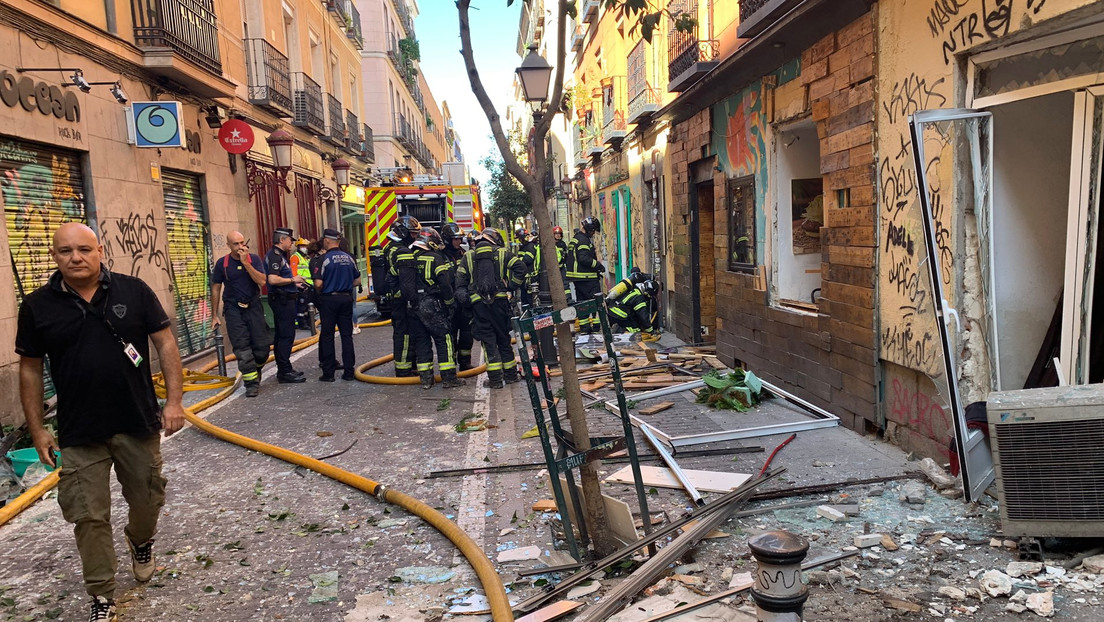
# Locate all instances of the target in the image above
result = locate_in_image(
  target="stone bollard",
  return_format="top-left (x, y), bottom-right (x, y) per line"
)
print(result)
top-left (749, 530), bottom-right (810, 621)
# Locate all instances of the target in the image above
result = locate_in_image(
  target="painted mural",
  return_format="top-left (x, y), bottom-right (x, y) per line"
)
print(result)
top-left (711, 82), bottom-right (769, 265)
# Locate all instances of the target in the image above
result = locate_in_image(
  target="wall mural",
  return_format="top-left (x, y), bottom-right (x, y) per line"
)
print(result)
top-left (164, 174), bottom-right (212, 358)
top-left (712, 83), bottom-right (768, 264)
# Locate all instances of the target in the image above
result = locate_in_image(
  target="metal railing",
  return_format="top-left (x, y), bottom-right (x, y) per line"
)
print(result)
top-left (131, 0), bottom-right (222, 74)
top-left (394, 0), bottom-right (415, 36)
top-left (345, 1), bottom-right (363, 49)
top-left (291, 72), bottom-right (325, 134)
top-left (573, 125), bottom-right (583, 163)
top-left (581, 0), bottom-right (600, 22)
top-left (327, 93), bottom-right (345, 146)
top-left (602, 76), bottom-right (627, 143)
top-left (346, 110), bottom-right (362, 153)
top-left (627, 83), bottom-right (660, 123)
top-left (362, 123), bottom-right (375, 163)
top-left (245, 38), bottom-right (292, 114)
top-left (668, 39), bottom-right (719, 84)
top-left (387, 36), bottom-right (418, 88)
top-left (394, 113), bottom-right (416, 151)
top-left (571, 25), bottom-right (585, 51)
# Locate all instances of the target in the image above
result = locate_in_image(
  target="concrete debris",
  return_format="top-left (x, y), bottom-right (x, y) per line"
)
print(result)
top-left (981, 569), bottom-right (1013, 597)
top-left (1081, 554), bottom-right (1104, 573)
top-left (1006, 561), bottom-right (1044, 578)
top-left (497, 545), bottom-right (542, 563)
top-left (854, 533), bottom-right (882, 548)
top-left (1025, 591), bottom-right (1055, 617)
top-left (729, 571), bottom-right (754, 589)
top-left (606, 585), bottom-right (753, 622)
top-left (670, 573), bottom-right (705, 587)
top-left (393, 566), bottom-right (456, 584)
top-left (816, 505), bottom-right (847, 522)
top-left (307, 571), bottom-right (339, 603)
top-left (898, 481), bottom-right (928, 505)
top-left (566, 580), bottom-right (602, 600)
top-left (376, 518), bottom-right (408, 528)
top-left (448, 594), bottom-right (491, 614)
top-left (937, 586), bottom-right (967, 601)
top-left (918, 457), bottom-right (957, 489)
top-left (673, 562), bottom-right (704, 574)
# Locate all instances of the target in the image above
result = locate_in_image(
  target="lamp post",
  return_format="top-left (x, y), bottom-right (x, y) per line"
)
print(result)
top-left (333, 157), bottom-right (352, 196)
top-left (516, 44), bottom-right (557, 364)
top-left (267, 129), bottom-right (295, 190)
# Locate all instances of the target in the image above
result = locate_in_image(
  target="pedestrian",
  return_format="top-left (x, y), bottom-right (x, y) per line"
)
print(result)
top-left (16, 223), bottom-right (185, 622)
top-left (210, 231), bottom-right (271, 397)
top-left (383, 216), bottom-right (421, 376)
top-left (399, 228), bottom-right (463, 389)
top-left (314, 228), bottom-right (361, 382)
top-left (264, 227), bottom-right (306, 384)
top-left (567, 216), bottom-right (605, 333)
top-left (455, 228), bottom-right (526, 389)
top-left (290, 237), bottom-right (312, 329)
top-left (440, 223), bottom-right (474, 371)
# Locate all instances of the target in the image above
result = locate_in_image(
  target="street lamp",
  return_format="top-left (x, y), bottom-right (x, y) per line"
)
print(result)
top-left (267, 129), bottom-right (295, 187)
top-left (332, 157), bottom-right (352, 195)
top-left (560, 175), bottom-right (574, 200)
top-left (515, 44), bottom-right (553, 104)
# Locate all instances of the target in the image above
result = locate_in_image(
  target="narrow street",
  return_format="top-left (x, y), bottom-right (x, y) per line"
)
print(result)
top-left (3, 327), bottom-right (1104, 621)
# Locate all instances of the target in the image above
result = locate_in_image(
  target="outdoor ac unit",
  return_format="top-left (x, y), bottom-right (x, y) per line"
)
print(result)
top-left (988, 384), bottom-right (1104, 538)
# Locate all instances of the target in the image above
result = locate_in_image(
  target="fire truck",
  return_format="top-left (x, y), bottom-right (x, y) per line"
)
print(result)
top-left (363, 169), bottom-right (483, 250)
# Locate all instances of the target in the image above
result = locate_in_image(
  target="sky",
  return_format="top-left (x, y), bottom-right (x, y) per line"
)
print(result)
top-left (416, 1), bottom-right (523, 185)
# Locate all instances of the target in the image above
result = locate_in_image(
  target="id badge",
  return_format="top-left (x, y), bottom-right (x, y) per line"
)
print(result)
top-left (123, 343), bottom-right (144, 367)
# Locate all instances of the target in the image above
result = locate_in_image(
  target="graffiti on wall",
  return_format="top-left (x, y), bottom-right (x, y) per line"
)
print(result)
top-left (712, 83), bottom-right (768, 263)
top-left (166, 207), bottom-right (212, 357)
top-left (99, 211), bottom-right (170, 280)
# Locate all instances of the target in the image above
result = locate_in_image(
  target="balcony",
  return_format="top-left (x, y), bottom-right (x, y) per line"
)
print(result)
top-left (738, 0), bottom-right (805, 38)
top-left (326, 93), bottom-right (345, 147)
top-left (394, 113), bottom-right (416, 151)
top-left (325, 0), bottom-right (349, 31)
top-left (245, 38), bottom-right (292, 115)
top-left (571, 25), bottom-right (584, 52)
top-left (581, 0), bottom-right (599, 23)
top-left (627, 84), bottom-right (660, 125)
top-left (667, 39), bottom-right (719, 92)
top-left (291, 73), bottom-right (325, 135)
top-left (130, 0), bottom-right (232, 97)
top-left (395, 0), bottom-right (415, 36)
top-left (573, 124), bottom-right (583, 164)
top-left (387, 37), bottom-right (418, 88)
top-left (345, 1), bottom-right (364, 49)
top-left (361, 123), bottom-right (375, 164)
top-left (601, 76), bottom-right (627, 146)
top-left (345, 110), bottom-right (362, 155)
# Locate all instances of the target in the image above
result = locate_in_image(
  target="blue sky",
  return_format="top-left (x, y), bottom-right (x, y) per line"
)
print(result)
top-left (417, 1), bottom-right (523, 184)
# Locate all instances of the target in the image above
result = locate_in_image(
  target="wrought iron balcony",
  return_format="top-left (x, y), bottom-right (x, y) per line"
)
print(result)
top-left (345, 110), bottom-right (362, 154)
top-left (387, 37), bottom-right (418, 89)
top-left (326, 93), bottom-right (345, 146)
top-left (325, 0), bottom-right (350, 32)
top-left (245, 38), bottom-right (292, 114)
top-left (291, 72), bottom-right (325, 135)
top-left (345, 1), bottom-right (364, 49)
top-left (131, 0), bottom-right (222, 75)
top-left (667, 39), bottom-right (719, 92)
top-left (395, 0), bottom-right (415, 36)
top-left (601, 76), bottom-right (627, 146)
top-left (627, 84), bottom-right (660, 125)
top-left (581, 0), bottom-right (599, 23)
top-left (394, 113), bottom-right (417, 151)
top-left (573, 124), bottom-right (583, 164)
top-left (571, 25), bottom-right (585, 52)
top-left (738, 0), bottom-right (805, 38)
top-left (361, 123), bottom-right (375, 163)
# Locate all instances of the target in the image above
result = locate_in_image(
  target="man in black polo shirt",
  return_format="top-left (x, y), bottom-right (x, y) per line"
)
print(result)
top-left (16, 223), bottom-right (185, 622)
top-left (264, 227), bottom-right (306, 384)
top-left (315, 228), bottom-right (361, 381)
top-left (211, 230), bottom-right (271, 397)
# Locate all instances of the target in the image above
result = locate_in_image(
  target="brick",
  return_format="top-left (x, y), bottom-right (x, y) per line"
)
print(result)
top-left (855, 533), bottom-right (882, 548)
top-left (817, 505), bottom-right (847, 522)
top-left (807, 32), bottom-right (838, 62)
top-left (811, 98), bottom-right (831, 121)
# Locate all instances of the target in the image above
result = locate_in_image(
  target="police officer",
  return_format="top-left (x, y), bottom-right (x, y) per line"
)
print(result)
top-left (211, 231), bottom-right (270, 397)
top-left (265, 227), bottom-right (306, 383)
top-left (456, 229), bottom-right (526, 389)
top-left (314, 228), bottom-right (361, 382)
top-left (400, 229), bottom-right (462, 389)
top-left (517, 231), bottom-right (540, 308)
top-left (607, 276), bottom-right (658, 333)
top-left (383, 216), bottom-right (421, 376)
top-left (290, 238), bottom-right (312, 329)
top-left (567, 216), bottom-right (604, 333)
top-left (440, 223), bottom-right (474, 371)
top-left (553, 226), bottom-right (570, 300)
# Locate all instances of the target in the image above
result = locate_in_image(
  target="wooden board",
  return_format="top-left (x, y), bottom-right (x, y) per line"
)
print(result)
top-left (605, 465), bottom-right (753, 493)
top-left (554, 475), bottom-right (639, 545)
top-left (514, 600), bottom-right (583, 622)
top-left (637, 401), bottom-right (675, 416)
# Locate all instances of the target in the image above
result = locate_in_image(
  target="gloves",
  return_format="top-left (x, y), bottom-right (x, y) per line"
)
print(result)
top-left (595, 261), bottom-right (605, 273)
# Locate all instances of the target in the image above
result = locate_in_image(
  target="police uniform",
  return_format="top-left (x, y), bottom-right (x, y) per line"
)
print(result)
top-left (385, 237), bottom-right (416, 376)
top-left (442, 243), bottom-right (474, 370)
top-left (455, 239), bottom-right (527, 388)
top-left (316, 229), bottom-right (361, 381)
top-left (265, 228), bottom-right (303, 381)
top-left (567, 228), bottom-right (603, 332)
top-left (399, 244), bottom-right (459, 387)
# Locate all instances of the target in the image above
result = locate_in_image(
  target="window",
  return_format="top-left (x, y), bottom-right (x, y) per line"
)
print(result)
top-left (727, 176), bottom-right (755, 271)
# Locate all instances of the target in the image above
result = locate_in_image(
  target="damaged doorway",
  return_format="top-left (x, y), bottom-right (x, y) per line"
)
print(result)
top-left (689, 159), bottom-right (716, 343)
top-left (773, 122), bottom-right (823, 308)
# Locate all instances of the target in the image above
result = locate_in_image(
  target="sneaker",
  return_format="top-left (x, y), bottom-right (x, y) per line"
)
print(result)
top-left (352, 325), bottom-right (362, 335)
top-left (245, 383), bottom-right (260, 398)
top-left (88, 595), bottom-right (117, 622)
top-left (128, 538), bottom-right (155, 582)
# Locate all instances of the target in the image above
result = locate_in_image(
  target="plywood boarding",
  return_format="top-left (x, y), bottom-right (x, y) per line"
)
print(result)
top-left (605, 465), bottom-right (753, 493)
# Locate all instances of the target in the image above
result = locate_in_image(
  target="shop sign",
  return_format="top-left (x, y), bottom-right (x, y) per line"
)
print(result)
top-left (218, 119), bottom-right (255, 154)
top-left (127, 101), bottom-right (184, 148)
top-left (0, 69), bottom-right (80, 121)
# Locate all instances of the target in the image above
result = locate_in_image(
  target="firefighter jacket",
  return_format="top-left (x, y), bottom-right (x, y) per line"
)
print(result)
top-left (566, 230), bottom-right (601, 281)
top-left (398, 247), bottom-right (454, 305)
top-left (608, 287), bottom-right (652, 331)
top-left (555, 239), bottom-right (568, 270)
top-left (455, 241), bottom-right (526, 305)
top-left (386, 240), bottom-right (414, 301)
top-left (518, 241), bottom-right (539, 281)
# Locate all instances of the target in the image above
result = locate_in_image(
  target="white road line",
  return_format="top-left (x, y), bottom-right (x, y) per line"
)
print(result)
top-left (454, 349), bottom-right (490, 567)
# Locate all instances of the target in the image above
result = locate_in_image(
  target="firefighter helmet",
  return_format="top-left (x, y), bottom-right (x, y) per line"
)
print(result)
top-left (440, 222), bottom-right (464, 242)
top-left (581, 216), bottom-right (601, 235)
top-left (389, 215), bottom-right (422, 242)
top-left (419, 228), bottom-right (445, 251)
top-left (637, 279), bottom-right (659, 297)
top-left (482, 229), bottom-right (505, 247)
top-left (552, 226), bottom-right (563, 237)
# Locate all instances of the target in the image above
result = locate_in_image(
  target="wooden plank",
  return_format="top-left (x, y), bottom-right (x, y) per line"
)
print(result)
top-left (532, 499), bottom-right (557, 512)
top-left (555, 475), bottom-right (639, 545)
top-left (642, 344), bottom-right (658, 362)
top-left (514, 601), bottom-right (583, 622)
top-left (605, 465), bottom-right (753, 493)
top-left (703, 356), bottom-right (727, 370)
top-left (638, 401), bottom-right (675, 416)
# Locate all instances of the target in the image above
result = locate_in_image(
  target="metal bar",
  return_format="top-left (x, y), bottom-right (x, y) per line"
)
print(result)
top-left (747, 473), bottom-right (917, 503)
top-left (668, 418), bottom-right (839, 447)
top-left (759, 378), bottom-right (839, 421)
top-left (639, 422), bottom-right (704, 506)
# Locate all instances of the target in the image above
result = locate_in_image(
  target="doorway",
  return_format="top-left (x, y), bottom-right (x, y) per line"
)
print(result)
top-left (689, 166), bottom-right (716, 343)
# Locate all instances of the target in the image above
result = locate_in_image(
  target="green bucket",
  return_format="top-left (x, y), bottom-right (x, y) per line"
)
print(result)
top-left (6, 448), bottom-right (59, 478)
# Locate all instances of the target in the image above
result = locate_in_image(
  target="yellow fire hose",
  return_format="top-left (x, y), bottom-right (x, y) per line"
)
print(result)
top-left (354, 354), bottom-right (487, 384)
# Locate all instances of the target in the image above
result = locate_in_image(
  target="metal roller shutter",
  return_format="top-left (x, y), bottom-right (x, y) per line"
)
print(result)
top-left (161, 169), bottom-right (212, 357)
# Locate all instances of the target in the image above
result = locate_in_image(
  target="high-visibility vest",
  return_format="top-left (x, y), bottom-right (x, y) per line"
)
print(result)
top-left (291, 251), bottom-right (312, 285)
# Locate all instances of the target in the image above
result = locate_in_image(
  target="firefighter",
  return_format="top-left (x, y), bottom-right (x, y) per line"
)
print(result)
top-left (552, 226), bottom-right (570, 300)
top-left (607, 277), bottom-right (658, 334)
top-left (456, 229), bottom-right (526, 389)
top-left (399, 229), bottom-right (462, 389)
top-left (440, 223), bottom-right (474, 371)
top-left (517, 231), bottom-right (540, 308)
top-left (384, 216), bottom-right (421, 377)
top-left (290, 238), bottom-right (313, 329)
top-left (567, 216), bottom-right (604, 333)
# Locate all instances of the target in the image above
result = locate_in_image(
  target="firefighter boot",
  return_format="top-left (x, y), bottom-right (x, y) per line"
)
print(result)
top-left (502, 365), bottom-right (520, 384)
top-left (420, 370), bottom-right (436, 390)
top-left (457, 354), bottom-right (473, 372)
top-left (484, 369), bottom-right (505, 390)
top-left (442, 370), bottom-right (466, 389)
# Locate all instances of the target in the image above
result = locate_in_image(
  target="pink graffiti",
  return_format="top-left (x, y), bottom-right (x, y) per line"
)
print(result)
top-left (890, 378), bottom-right (951, 441)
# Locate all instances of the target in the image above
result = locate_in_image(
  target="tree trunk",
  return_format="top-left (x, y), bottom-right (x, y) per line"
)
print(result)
top-left (456, 0), bottom-right (616, 555)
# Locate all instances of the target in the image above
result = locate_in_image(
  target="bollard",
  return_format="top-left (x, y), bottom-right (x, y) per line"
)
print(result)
top-left (212, 327), bottom-right (227, 378)
top-left (308, 303), bottom-right (318, 336)
top-left (749, 530), bottom-right (810, 621)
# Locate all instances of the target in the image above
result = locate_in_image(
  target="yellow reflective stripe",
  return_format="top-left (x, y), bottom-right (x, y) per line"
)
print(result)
top-left (417, 362), bottom-right (433, 371)
top-left (502, 358), bottom-right (517, 370)
top-left (242, 371), bottom-right (259, 381)
top-left (610, 307), bottom-right (628, 318)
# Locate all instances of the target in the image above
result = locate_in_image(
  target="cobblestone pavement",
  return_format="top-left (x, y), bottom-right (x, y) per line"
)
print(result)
top-left (4, 328), bottom-right (1104, 621)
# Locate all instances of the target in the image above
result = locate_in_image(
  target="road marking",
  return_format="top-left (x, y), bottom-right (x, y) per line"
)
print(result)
top-left (455, 350), bottom-right (490, 567)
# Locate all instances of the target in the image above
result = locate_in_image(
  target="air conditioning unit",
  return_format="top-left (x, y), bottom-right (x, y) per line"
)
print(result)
top-left (987, 384), bottom-right (1104, 538)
